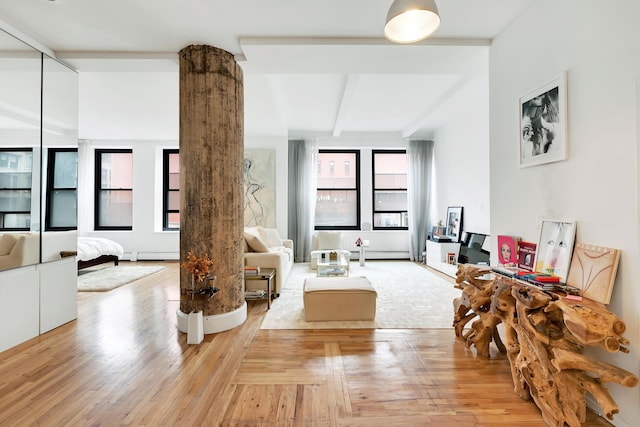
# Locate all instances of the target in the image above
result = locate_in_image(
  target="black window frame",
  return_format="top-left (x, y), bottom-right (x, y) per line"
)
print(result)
top-left (0, 148), bottom-right (33, 231)
top-left (95, 148), bottom-right (133, 231)
top-left (163, 149), bottom-right (180, 231)
top-left (315, 149), bottom-right (360, 231)
top-left (45, 147), bottom-right (78, 231)
top-left (372, 149), bottom-right (408, 230)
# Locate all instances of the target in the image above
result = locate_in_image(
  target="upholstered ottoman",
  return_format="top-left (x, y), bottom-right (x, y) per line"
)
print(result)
top-left (303, 276), bottom-right (377, 321)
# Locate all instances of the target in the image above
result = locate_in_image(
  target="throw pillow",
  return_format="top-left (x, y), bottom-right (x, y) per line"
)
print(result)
top-left (0, 234), bottom-right (17, 256)
top-left (317, 231), bottom-right (342, 250)
top-left (257, 226), bottom-right (283, 248)
top-left (244, 228), bottom-right (269, 253)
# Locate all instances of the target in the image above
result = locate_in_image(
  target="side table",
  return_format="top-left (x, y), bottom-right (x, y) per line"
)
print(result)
top-left (244, 268), bottom-right (276, 309)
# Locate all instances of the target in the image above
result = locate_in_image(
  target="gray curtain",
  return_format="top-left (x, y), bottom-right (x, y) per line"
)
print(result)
top-left (407, 139), bottom-right (434, 261)
top-left (288, 139), bottom-right (317, 262)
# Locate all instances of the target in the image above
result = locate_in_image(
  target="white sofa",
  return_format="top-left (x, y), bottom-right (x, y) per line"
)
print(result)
top-left (243, 227), bottom-right (294, 296)
top-left (0, 233), bottom-right (40, 271)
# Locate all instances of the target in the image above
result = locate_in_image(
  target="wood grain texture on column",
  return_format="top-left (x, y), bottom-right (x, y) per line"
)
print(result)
top-left (179, 45), bottom-right (244, 318)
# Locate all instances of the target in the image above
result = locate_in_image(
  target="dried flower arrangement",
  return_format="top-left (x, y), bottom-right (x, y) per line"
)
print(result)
top-left (181, 250), bottom-right (215, 283)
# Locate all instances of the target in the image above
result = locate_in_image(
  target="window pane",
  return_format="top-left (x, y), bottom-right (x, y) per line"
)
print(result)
top-left (169, 153), bottom-right (180, 173)
top-left (374, 152), bottom-right (407, 188)
top-left (101, 152), bottom-right (133, 188)
top-left (0, 151), bottom-right (32, 172)
top-left (0, 190), bottom-right (31, 210)
top-left (167, 212), bottom-right (180, 229)
top-left (315, 190), bottom-right (358, 227)
top-left (169, 173), bottom-right (179, 189)
top-left (317, 152), bottom-right (356, 188)
top-left (168, 190), bottom-right (180, 210)
top-left (0, 172), bottom-right (32, 188)
top-left (53, 151), bottom-right (78, 188)
top-left (0, 213), bottom-right (30, 229)
top-left (374, 212), bottom-right (408, 228)
top-left (50, 190), bottom-right (77, 227)
top-left (374, 190), bottom-right (407, 211)
top-left (99, 190), bottom-right (132, 227)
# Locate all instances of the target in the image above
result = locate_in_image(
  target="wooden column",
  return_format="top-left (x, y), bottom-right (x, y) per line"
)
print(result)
top-left (179, 45), bottom-right (244, 323)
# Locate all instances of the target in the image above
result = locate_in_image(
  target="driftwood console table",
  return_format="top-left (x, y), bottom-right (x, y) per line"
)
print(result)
top-left (453, 264), bottom-right (638, 427)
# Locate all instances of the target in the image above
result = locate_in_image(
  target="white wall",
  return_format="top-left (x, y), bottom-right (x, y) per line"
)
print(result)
top-left (432, 73), bottom-right (491, 235)
top-left (490, 1), bottom-right (640, 425)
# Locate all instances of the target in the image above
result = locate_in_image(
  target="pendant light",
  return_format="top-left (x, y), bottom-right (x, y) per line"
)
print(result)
top-left (384, 0), bottom-right (441, 43)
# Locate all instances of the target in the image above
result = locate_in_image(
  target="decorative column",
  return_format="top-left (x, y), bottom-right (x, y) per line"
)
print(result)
top-left (176, 45), bottom-right (246, 334)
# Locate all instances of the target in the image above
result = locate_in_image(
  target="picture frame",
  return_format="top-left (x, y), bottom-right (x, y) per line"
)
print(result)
top-left (432, 225), bottom-right (446, 238)
top-left (447, 252), bottom-right (457, 265)
top-left (534, 220), bottom-right (577, 282)
top-left (445, 206), bottom-right (463, 243)
top-left (519, 72), bottom-right (567, 167)
top-left (566, 243), bottom-right (620, 304)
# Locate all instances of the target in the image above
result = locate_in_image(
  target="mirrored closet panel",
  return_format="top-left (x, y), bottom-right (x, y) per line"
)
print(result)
top-left (0, 29), bottom-right (79, 271)
top-left (41, 54), bottom-right (78, 263)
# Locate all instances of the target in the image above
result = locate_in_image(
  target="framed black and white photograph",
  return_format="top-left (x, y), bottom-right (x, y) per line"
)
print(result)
top-left (533, 219), bottom-right (576, 282)
top-left (519, 73), bottom-right (567, 167)
top-left (445, 206), bottom-right (463, 243)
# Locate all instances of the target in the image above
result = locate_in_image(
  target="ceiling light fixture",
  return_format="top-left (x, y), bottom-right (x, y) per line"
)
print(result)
top-left (384, 0), bottom-right (441, 44)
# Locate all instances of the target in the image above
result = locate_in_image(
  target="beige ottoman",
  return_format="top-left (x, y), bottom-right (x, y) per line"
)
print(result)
top-left (303, 276), bottom-right (377, 321)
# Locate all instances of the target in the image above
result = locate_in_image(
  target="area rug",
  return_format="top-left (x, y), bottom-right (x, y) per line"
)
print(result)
top-left (77, 265), bottom-right (165, 292)
top-left (260, 261), bottom-right (460, 330)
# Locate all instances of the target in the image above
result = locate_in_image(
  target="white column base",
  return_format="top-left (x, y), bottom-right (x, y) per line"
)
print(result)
top-left (176, 301), bottom-right (247, 336)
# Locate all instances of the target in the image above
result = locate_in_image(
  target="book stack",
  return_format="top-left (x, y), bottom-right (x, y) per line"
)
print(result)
top-left (244, 266), bottom-right (261, 276)
top-left (245, 289), bottom-right (266, 298)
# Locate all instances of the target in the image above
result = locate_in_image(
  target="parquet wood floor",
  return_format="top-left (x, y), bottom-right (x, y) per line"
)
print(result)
top-left (0, 261), bottom-right (611, 426)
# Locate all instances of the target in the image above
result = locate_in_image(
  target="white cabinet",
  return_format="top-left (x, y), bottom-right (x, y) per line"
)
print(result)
top-left (426, 240), bottom-right (461, 278)
top-left (0, 266), bottom-right (40, 353)
top-left (40, 258), bottom-right (77, 333)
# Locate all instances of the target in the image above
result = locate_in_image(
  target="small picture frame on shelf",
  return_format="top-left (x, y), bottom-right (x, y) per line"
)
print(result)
top-left (445, 206), bottom-right (463, 243)
top-left (447, 252), bottom-right (457, 265)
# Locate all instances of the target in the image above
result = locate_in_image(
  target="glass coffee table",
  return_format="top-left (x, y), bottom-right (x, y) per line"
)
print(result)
top-left (316, 251), bottom-right (350, 277)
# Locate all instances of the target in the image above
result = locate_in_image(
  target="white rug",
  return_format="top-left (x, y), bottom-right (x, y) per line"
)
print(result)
top-left (78, 265), bottom-right (165, 292)
top-left (260, 261), bottom-right (460, 329)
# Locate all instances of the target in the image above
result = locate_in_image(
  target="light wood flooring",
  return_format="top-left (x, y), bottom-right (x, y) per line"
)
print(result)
top-left (0, 261), bottom-right (612, 426)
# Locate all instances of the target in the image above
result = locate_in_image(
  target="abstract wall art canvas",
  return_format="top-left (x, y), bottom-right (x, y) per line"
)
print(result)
top-left (243, 149), bottom-right (275, 227)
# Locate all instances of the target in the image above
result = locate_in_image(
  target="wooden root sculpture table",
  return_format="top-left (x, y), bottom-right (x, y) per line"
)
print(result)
top-left (453, 264), bottom-right (638, 427)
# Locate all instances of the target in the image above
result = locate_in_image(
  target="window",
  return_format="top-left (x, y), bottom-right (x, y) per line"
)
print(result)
top-left (163, 149), bottom-right (180, 230)
top-left (315, 150), bottom-right (360, 230)
top-left (95, 149), bottom-right (133, 230)
top-left (45, 148), bottom-right (78, 230)
top-left (372, 150), bottom-right (408, 229)
top-left (0, 149), bottom-right (32, 231)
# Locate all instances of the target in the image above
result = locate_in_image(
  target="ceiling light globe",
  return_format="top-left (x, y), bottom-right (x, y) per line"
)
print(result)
top-left (384, 0), bottom-right (441, 44)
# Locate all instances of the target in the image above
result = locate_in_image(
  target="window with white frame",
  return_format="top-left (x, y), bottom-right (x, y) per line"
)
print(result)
top-left (0, 149), bottom-right (33, 231)
top-left (45, 148), bottom-right (78, 230)
top-left (315, 150), bottom-right (360, 230)
top-left (95, 149), bottom-right (133, 230)
top-left (163, 149), bottom-right (180, 230)
top-left (372, 150), bottom-right (408, 229)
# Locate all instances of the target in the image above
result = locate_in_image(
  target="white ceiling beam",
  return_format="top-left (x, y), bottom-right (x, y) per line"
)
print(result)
top-left (332, 74), bottom-right (359, 137)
